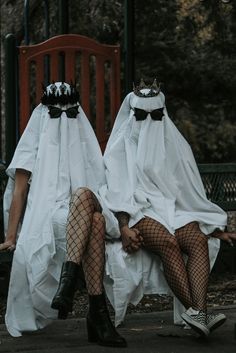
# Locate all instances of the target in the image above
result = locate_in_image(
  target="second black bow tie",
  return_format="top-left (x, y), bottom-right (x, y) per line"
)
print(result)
top-left (133, 107), bottom-right (164, 121)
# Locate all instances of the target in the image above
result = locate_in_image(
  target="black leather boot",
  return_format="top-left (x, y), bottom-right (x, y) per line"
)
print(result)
top-left (51, 261), bottom-right (79, 319)
top-left (87, 293), bottom-right (127, 347)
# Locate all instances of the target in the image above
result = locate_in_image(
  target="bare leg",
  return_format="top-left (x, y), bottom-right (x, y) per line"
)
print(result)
top-left (135, 217), bottom-right (192, 309)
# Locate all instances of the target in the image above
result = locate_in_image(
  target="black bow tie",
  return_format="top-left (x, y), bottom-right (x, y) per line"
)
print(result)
top-left (133, 107), bottom-right (164, 121)
top-left (48, 105), bottom-right (79, 119)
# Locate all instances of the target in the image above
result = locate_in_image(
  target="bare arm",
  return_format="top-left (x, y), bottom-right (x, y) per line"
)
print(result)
top-left (0, 169), bottom-right (30, 251)
top-left (115, 212), bottom-right (143, 253)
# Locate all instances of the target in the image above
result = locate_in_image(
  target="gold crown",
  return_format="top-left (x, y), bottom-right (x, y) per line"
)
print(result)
top-left (133, 78), bottom-right (161, 97)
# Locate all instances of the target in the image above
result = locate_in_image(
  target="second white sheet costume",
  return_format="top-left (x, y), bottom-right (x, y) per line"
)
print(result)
top-left (101, 88), bottom-right (227, 326)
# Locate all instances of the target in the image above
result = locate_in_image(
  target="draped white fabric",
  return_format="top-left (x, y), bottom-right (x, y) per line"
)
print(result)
top-left (3, 86), bottom-right (228, 334)
top-left (101, 90), bottom-right (227, 326)
top-left (4, 100), bottom-right (105, 337)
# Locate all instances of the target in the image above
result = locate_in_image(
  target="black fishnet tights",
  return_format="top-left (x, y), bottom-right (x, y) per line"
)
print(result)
top-left (135, 218), bottom-right (209, 311)
top-left (175, 222), bottom-right (210, 311)
top-left (66, 187), bottom-right (105, 295)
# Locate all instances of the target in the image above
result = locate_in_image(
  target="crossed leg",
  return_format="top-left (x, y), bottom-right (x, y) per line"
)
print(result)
top-left (52, 187), bottom-right (127, 346)
top-left (66, 187), bottom-right (105, 295)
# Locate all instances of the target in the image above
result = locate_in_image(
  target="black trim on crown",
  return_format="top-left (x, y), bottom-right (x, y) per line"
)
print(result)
top-left (41, 82), bottom-right (80, 106)
top-left (133, 79), bottom-right (161, 98)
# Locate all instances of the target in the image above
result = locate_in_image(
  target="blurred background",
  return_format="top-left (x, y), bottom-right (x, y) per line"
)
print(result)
top-left (0, 0), bottom-right (236, 163)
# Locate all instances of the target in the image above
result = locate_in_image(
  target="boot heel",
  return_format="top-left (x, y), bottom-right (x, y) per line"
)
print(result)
top-left (87, 318), bottom-right (98, 342)
top-left (87, 293), bottom-right (127, 347)
top-left (51, 298), bottom-right (72, 311)
top-left (58, 306), bottom-right (69, 320)
top-left (51, 261), bottom-right (78, 320)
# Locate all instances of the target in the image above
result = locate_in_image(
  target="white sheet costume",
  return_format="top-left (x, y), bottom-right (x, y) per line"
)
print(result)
top-left (101, 87), bottom-right (227, 326)
top-left (3, 83), bottom-right (106, 337)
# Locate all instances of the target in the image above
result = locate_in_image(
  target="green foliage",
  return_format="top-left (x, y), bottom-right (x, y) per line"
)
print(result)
top-left (69, 0), bottom-right (122, 44)
top-left (133, 0), bottom-right (236, 162)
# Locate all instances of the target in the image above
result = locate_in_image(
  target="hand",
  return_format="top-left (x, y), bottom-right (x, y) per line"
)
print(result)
top-left (0, 239), bottom-right (16, 252)
top-left (120, 225), bottom-right (144, 254)
top-left (213, 231), bottom-right (236, 247)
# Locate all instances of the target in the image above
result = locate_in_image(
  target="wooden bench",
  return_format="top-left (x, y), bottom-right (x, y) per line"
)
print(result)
top-left (198, 163), bottom-right (236, 274)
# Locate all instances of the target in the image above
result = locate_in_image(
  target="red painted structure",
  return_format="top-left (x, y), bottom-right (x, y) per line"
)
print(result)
top-left (18, 34), bottom-right (120, 151)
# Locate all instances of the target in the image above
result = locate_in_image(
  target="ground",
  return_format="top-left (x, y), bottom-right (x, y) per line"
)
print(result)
top-left (1, 272), bottom-right (235, 325)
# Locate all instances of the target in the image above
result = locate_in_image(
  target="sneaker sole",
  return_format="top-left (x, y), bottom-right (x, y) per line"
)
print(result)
top-left (208, 315), bottom-right (226, 332)
top-left (181, 313), bottom-right (209, 337)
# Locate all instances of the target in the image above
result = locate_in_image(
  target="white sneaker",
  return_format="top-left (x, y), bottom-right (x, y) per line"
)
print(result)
top-left (181, 307), bottom-right (209, 337)
top-left (206, 312), bottom-right (226, 332)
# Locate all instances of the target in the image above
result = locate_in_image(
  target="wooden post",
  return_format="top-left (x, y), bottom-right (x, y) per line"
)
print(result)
top-left (5, 34), bottom-right (17, 165)
top-left (124, 0), bottom-right (135, 95)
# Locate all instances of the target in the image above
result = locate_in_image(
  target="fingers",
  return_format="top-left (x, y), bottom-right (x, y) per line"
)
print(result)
top-left (0, 242), bottom-right (16, 252)
top-left (124, 239), bottom-right (143, 253)
top-left (228, 232), bottom-right (236, 239)
top-left (129, 235), bottom-right (139, 243)
top-left (128, 237), bottom-right (144, 249)
top-left (220, 232), bottom-right (236, 246)
top-left (132, 228), bottom-right (140, 236)
top-left (122, 227), bottom-right (145, 253)
top-left (124, 245), bottom-right (139, 253)
top-left (129, 229), bottom-right (144, 243)
top-left (0, 243), bottom-right (8, 251)
top-left (227, 234), bottom-right (235, 247)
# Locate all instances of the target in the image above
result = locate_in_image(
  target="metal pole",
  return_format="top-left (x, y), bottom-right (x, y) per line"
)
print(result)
top-left (58, 0), bottom-right (69, 82)
top-left (24, 0), bottom-right (50, 44)
top-left (59, 0), bottom-right (69, 34)
top-left (24, 0), bottom-right (30, 44)
top-left (124, 0), bottom-right (135, 95)
top-left (44, 0), bottom-right (50, 39)
top-left (43, 0), bottom-right (50, 84)
top-left (5, 34), bottom-right (17, 165)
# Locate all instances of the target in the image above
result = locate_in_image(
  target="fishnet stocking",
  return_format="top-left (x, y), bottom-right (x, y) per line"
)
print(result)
top-left (135, 218), bottom-right (210, 311)
top-left (134, 217), bottom-right (192, 309)
top-left (175, 222), bottom-right (210, 311)
top-left (66, 188), bottom-right (105, 295)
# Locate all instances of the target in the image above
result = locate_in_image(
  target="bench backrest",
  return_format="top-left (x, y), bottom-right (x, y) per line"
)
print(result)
top-left (18, 34), bottom-right (120, 151)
